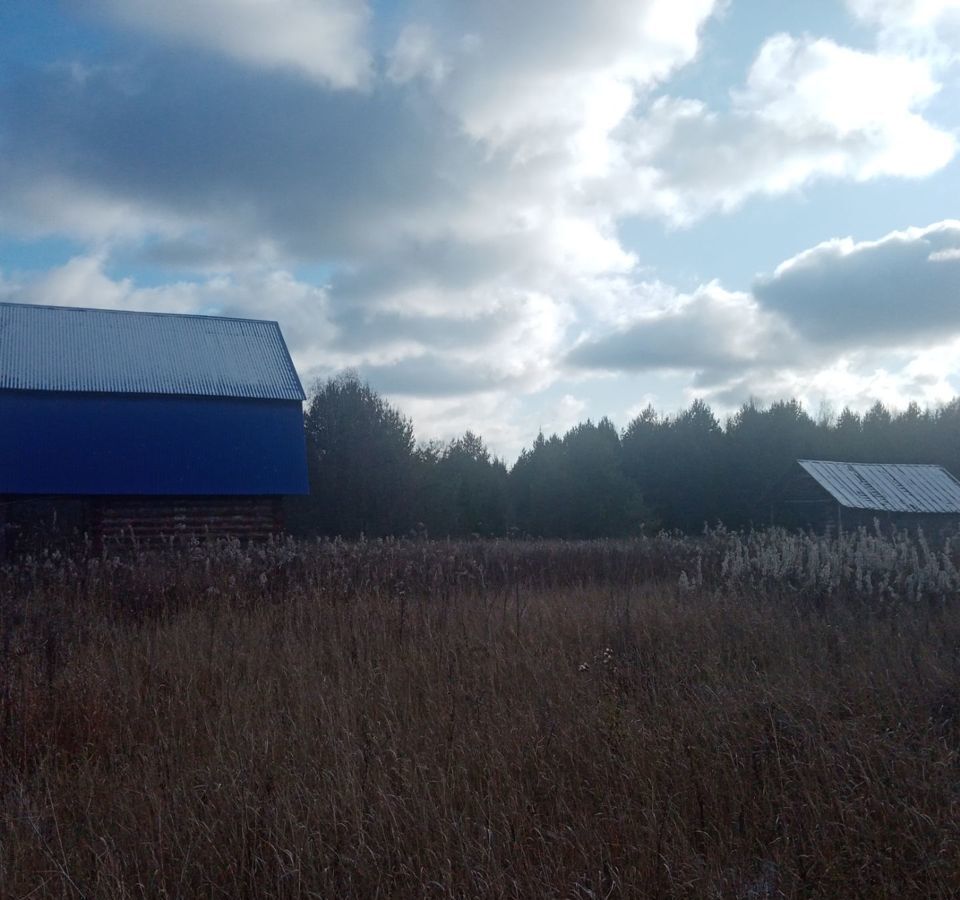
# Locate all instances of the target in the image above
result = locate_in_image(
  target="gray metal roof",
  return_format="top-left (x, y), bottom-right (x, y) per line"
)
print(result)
top-left (798, 459), bottom-right (960, 514)
top-left (0, 302), bottom-right (305, 401)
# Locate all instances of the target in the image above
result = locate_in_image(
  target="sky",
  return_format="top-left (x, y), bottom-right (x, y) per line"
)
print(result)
top-left (1, 0), bottom-right (959, 460)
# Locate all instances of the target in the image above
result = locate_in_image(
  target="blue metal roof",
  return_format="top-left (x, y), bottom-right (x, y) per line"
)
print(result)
top-left (0, 302), bottom-right (305, 400)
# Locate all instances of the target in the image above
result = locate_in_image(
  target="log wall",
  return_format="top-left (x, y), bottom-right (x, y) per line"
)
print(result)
top-left (92, 496), bottom-right (284, 544)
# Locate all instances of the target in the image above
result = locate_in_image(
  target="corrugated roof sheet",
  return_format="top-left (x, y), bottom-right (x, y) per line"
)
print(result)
top-left (0, 302), bottom-right (305, 400)
top-left (798, 459), bottom-right (960, 514)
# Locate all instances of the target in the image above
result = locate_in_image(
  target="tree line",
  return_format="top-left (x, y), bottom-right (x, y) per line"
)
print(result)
top-left (288, 372), bottom-right (960, 537)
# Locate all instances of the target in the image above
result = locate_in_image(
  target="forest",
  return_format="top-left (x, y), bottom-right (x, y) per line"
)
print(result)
top-left (290, 372), bottom-right (960, 538)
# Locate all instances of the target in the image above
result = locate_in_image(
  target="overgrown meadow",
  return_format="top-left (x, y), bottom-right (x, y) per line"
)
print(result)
top-left (2, 529), bottom-right (959, 897)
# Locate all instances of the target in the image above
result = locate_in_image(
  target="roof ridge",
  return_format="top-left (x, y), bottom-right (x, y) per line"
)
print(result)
top-left (798, 459), bottom-right (944, 468)
top-left (0, 300), bottom-right (280, 328)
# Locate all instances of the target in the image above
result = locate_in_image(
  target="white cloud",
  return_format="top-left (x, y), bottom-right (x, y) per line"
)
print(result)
top-left (930, 247), bottom-right (960, 260)
top-left (756, 220), bottom-right (960, 342)
top-left (614, 35), bottom-right (956, 223)
top-left (694, 355), bottom-right (958, 417)
top-left (387, 24), bottom-right (447, 85)
top-left (850, 0), bottom-right (960, 28)
top-left (93, 0), bottom-right (372, 88)
top-left (399, 393), bottom-right (526, 456)
top-left (550, 394), bottom-right (588, 431)
top-left (848, 0), bottom-right (960, 58)
top-left (23, 254), bottom-right (138, 311)
top-left (568, 220), bottom-right (960, 421)
top-left (414, 0), bottom-right (718, 147)
top-left (0, 173), bottom-right (189, 244)
top-left (740, 35), bottom-right (940, 148)
top-left (568, 282), bottom-right (799, 378)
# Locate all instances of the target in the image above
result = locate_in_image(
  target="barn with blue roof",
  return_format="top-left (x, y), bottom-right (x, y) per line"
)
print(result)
top-left (0, 301), bottom-right (308, 543)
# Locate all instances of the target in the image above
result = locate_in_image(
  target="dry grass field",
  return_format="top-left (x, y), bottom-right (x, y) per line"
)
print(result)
top-left (2, 530), bottom-right (959, 898)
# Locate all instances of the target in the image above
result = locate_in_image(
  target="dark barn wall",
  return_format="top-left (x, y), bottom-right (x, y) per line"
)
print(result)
top-left (837, 507), bottom-right (960, 537)
top-left (774, 467), bottom-right (960, 536)
top-left (771, 467), bottom-right (836, 531)
top-left (0, 390), bottom-right (308, 496)
top-left (0, 495), bottom-right (285, 552)
top-left (94, 496), bottom-right (284, 543)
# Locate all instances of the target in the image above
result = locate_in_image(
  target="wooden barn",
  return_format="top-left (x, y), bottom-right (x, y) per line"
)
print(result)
top-left (777, 459), bottom-right (960, 533)
top-left (0, 301), bottom-right (308, 546)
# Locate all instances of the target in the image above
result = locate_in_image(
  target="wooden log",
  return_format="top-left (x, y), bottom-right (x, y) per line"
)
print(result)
top-left (94, 496), bottom-right (284, 544)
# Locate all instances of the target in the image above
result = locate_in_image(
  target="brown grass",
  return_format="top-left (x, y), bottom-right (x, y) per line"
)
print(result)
top-left (1, 535), bottom-right (959, 898)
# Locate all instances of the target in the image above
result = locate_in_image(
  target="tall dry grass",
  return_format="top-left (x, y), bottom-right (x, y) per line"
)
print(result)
top-left (1, 533), bottom-right (959, 897)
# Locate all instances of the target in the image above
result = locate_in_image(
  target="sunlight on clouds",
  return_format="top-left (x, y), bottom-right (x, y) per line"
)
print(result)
top-left (849, 0), bottom-right (960, 32)
top-left (739, 35), bottom-right (954, 178)
top-left (539, 216), bottom-right (635, 277)
top-left (399, 392), bottom-right (526, 455)
top-left (741, 35), bottom-right (939, 138)
top-left (772, 355), bottom-right (957, 413)
top-left (848, 0), bottom-right (960, 61)
top-left (568, 218), bottom-right (960, 428)
top-left (621, 34), bottom-right (956, 223)
top-left (411, 0), bottom-right (718, 152)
